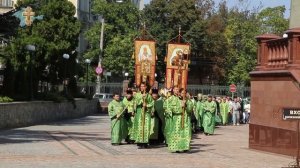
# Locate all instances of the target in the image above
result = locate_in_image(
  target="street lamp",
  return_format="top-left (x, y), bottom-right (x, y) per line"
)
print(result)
top-left (85, 58), bottom-right (91, 95)
top-left (125, 72), bottom-right (129, 80)
top-left (26, 44), bottom-right (36, 100)
top-left (63, 54), bottom-right (70, 95)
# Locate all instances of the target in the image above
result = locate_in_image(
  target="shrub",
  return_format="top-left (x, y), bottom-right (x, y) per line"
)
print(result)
top-left (0, 96), bottom-right (14, 103)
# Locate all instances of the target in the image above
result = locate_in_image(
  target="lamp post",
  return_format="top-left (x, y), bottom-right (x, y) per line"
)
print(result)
top-left (26, 44), bottom-right (36, 100)
top-left (125, 72), bottom-right (129, 80)
top-left (85, 58), bottom-right (91, 95)
top-left (63, 53), bottom-right (70, 95)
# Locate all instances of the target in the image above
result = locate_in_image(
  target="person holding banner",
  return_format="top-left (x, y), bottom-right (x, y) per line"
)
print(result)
top-left (108, 93), bottom-right (126, 145)
top-left (122, 89), bottom-right (136, 144)
top-left (133, 82), bottom-right (154, 149)
top-left (168, 88), bottom-right (193, 153)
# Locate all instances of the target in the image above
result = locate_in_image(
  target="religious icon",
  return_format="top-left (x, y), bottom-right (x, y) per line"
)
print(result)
top-left (165, 44), bottom-right (190, 89)
top-left (134, 40), bottom-right (156, 87)
top-left (138, 45), bottom-right (152, 62)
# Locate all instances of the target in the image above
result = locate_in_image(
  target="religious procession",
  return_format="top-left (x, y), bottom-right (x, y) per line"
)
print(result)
top-left (107, 27), bottom-right (246, 153)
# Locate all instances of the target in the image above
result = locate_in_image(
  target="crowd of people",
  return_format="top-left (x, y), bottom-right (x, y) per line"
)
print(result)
top-left (107, 82), bottom-right (250, 153)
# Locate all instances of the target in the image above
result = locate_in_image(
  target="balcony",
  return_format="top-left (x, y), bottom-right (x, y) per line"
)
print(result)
top-left (255, 28), bottom-right (300, 71)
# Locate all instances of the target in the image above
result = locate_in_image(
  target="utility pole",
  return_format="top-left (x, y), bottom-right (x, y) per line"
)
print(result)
top-left (96, 16), bottom-right (104, 94)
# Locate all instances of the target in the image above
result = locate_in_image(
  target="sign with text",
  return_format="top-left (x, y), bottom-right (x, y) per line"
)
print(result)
top-left (283, 108), bottom-right (300, 120)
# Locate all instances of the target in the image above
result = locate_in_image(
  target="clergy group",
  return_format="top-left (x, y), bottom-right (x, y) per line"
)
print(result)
top-left (107, 82), bottom-right (224, 153)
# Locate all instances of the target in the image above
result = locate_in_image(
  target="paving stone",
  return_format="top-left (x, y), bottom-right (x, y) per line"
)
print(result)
top-left (0, 114), bottom-right (294, 168)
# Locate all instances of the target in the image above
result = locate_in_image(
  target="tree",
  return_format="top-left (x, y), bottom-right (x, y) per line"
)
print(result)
top-left (2, 0), bottom-right (81, 99)
top-left (258, 6), bottom-right (288, 35)
top-left (84, 0), bottom-right (140, 82)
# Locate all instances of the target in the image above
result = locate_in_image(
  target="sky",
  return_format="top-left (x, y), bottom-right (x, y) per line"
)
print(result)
top-left (144, 0), bottom-right (291, 18)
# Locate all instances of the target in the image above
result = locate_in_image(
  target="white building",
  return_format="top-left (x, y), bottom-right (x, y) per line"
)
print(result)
top-left (0, 0), bottom-right (14, 14)
top-left (68, 0), bottom-right (92, 55)
top-left (131, 0), bottom-right (144, 10)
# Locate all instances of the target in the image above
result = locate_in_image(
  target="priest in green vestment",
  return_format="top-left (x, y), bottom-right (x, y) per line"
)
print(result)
top-left (149, 89), bottom-right (165, 144)
top-left (133, 82), bottom-right (154, 148)
top-left (195, 93), bottom-right (204, 129)
top-left (108, 93), bottom-right (126, 145)
top-left (220, 97), bottom-right (230, 125)
top-left (122, 89), bottom-right (136, 143)
top-left (202, 95), bottom-right (217, 135)
top-left (163, 89), bottom-right (173, 146)
top-left (168, 88), bottom-right (193, 153)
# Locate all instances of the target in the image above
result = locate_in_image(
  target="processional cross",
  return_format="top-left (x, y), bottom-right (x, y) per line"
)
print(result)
top-left (23, 6), bottom-right (35, 26)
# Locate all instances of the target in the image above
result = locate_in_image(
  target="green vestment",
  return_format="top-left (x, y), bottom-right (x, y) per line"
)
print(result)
top-left (133, 92), bottom-right (154, 143)
top-left (195, 100), bottom-right (205, 128)
top-left (168, 96), bottom-right (193, 152)
top-left (202, 100), bottom-right (217, 134)
top-left (122, 97), bottom-right (136, 140)
top-left (220, 102), bottom-right (230, 125)
top-left (163, 95), bottom-right (175, 145)
top-left (150, 97), bottom-right (165, 140)
top-left (108, 100), bottom-right (126, 144)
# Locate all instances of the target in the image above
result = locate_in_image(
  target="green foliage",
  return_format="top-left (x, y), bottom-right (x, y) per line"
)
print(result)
top-left (83, 0), bottom-right (289, 86)
top-left (84, 0), bottom-right (140, 80)
top-left (0, 96), bottom-right (14, 103)
top-left (258, 6), bottom-right (288, 35)
top-left (2, 0), bottom-right (81, 99)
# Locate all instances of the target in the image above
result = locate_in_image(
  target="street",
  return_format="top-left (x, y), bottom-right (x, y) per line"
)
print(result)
top-left (0, 114), bottom-right (293, 168)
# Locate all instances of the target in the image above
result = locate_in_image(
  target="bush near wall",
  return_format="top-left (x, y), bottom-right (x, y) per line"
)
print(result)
top-left (0, 96), bottom-right (13, 103)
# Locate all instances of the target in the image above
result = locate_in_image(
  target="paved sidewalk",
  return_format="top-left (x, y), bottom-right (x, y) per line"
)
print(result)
top-left (0, 114), bottom-right (294, 168)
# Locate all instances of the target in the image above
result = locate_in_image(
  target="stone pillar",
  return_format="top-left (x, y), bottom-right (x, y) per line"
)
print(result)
top-left (285, 28), bottom-right (300, 66)
top-left (290, 0), bottom-right (300, 29)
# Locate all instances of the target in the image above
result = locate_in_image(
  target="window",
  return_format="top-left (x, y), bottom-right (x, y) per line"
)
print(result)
top-left (1, 0), bottom-right (13, 7)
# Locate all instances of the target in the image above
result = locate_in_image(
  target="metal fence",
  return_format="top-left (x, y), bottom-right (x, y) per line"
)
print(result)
top-left (77, 83), bottom-right (250, 98)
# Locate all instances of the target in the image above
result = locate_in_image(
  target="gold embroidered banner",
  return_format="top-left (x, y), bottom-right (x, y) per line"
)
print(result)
top-left (134, 40), bottom-right (156, 87)
top-left (165, 43), bottom-right (191, 90)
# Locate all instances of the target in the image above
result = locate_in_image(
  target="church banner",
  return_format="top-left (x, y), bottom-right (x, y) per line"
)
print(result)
top-left (134, 40), bottom-right (156, 87)
top-left (165, 43), bottom-right (191, 89)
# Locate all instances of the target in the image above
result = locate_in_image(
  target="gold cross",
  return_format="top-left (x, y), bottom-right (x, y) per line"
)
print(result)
top-left (23, 6), bottom-right (35, 26)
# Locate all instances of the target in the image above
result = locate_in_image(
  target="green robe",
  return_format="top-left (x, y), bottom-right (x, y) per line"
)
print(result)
top-left (150, 97), bottom-right (165, 140)
top-left (122, 97), bottom-right (136, 140)
top-left (220, 102), bottom-right (230, 125)
top-left (168, 97), bottom-right (193, 152)
top-left (195, 100), bottom-right (205, 128)
top-left (163, 95), bottom-right (175, 145)
top-left (133, 92), bottom-right (154, 143)
top-left (202, 100), bottom-right (217, 134)
top-left (108, 100), bottom-right (126, 144)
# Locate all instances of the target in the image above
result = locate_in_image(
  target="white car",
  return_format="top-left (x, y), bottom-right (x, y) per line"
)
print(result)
top-left (93, 93), bottom-right (113, 103)
top-left (93, 93), bottom-right (114, 113)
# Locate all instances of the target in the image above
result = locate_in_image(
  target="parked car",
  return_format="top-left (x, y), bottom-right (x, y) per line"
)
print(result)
top-left (93, 93), bottom-right (113, 113)
top-left (93, 93), bottom-right (113, 103)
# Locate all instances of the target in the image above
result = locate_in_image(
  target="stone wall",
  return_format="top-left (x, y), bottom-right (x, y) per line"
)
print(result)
top-left (0, 99), bottom-right (98, 129)
top-left (249, 28), bottom-right (300, 156)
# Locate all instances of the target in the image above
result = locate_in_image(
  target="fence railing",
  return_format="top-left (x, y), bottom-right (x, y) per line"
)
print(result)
top-left (77, 83), bottom-right (250, 98)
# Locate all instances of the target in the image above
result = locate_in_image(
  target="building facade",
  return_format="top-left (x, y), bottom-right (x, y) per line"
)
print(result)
top-left (0, 0), bottom-right (14, 14)
top-left (131, 0), bottom-right (144, 10)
